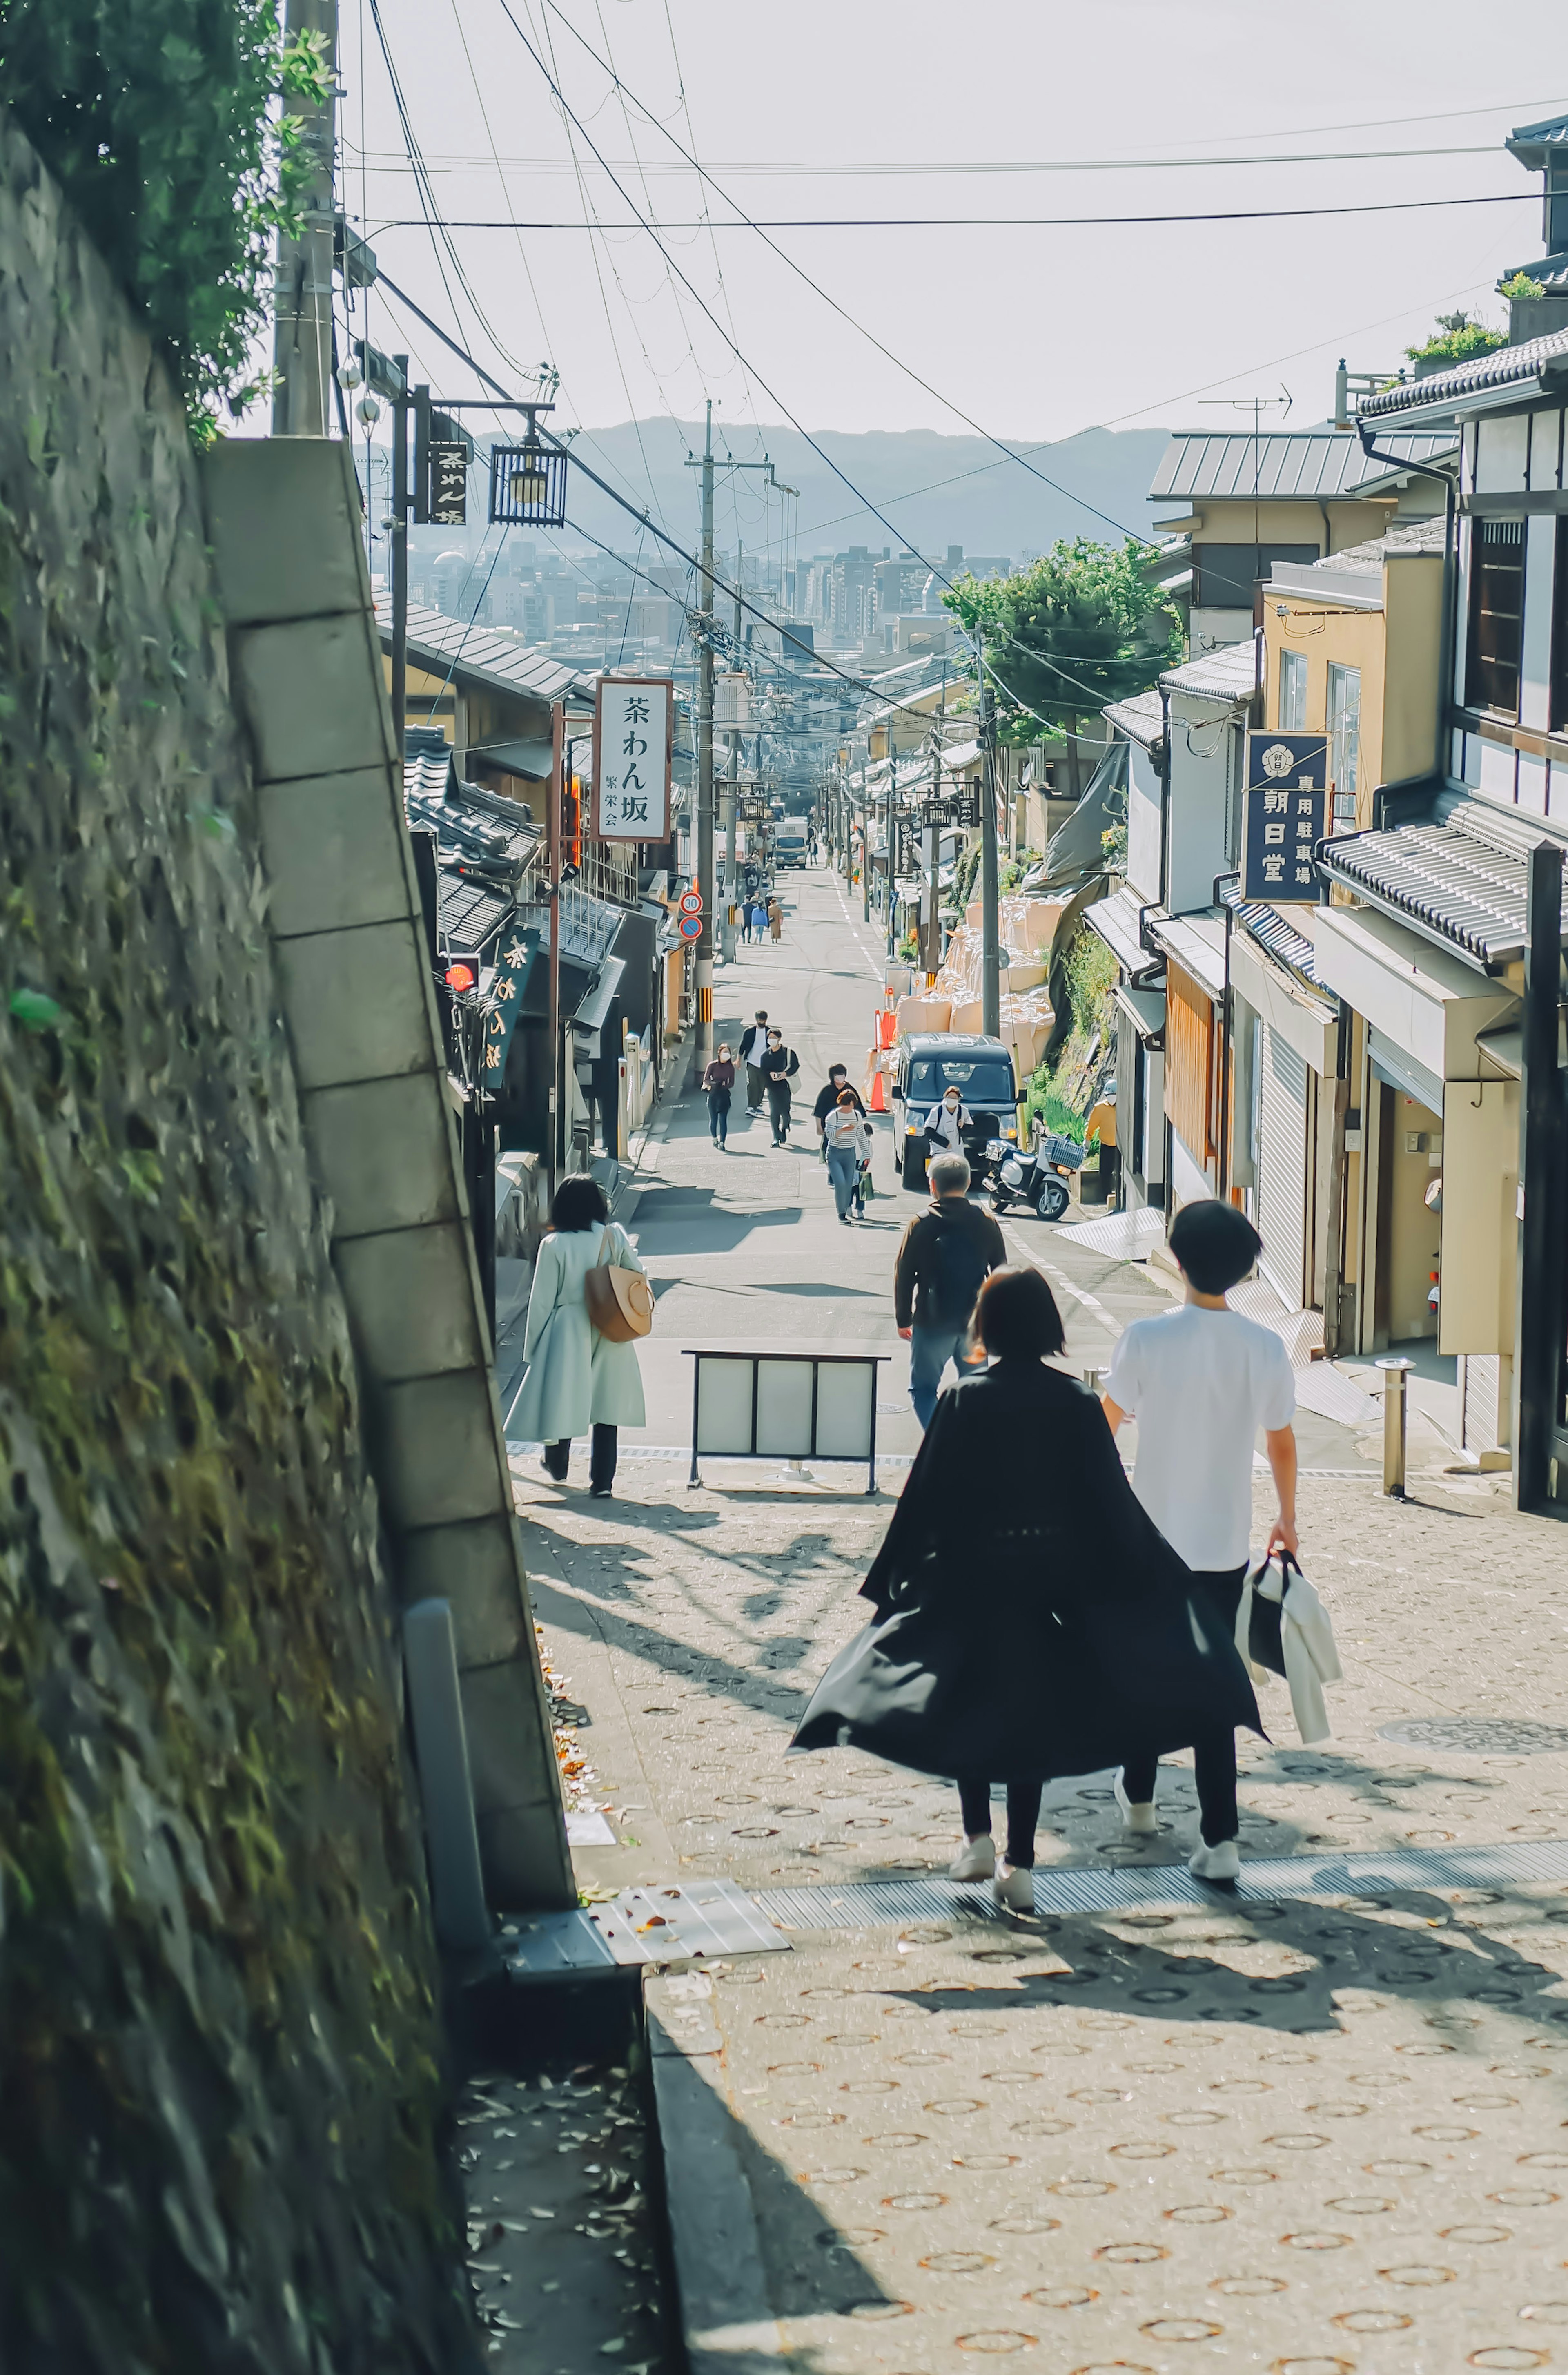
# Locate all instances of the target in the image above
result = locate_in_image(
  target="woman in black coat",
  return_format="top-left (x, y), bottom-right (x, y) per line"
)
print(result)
top-left (792, 1268), bottom-right (1261, 1909)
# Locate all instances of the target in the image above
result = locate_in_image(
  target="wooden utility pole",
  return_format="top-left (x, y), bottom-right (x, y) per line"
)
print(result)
top-left (724, 549), bottom-right (742, 914)
top-left (693, 404), bottom-right (716, 1083)
top-left (978, 629), bottom-right (1000, 1038)
top-left (273, 0), bottom-right (337, 436)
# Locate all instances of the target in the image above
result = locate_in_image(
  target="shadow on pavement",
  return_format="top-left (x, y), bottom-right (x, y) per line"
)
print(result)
top-left (882, 1890), bottom-right (1568, 2039)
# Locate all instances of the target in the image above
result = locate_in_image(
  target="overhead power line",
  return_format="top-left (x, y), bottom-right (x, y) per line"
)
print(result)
top-left (375, 263), bottom-right (996, 727)
top-left (530, 0), bottom-right (1147, 545)
top-left (371, 187), bottom-right (1537, 231)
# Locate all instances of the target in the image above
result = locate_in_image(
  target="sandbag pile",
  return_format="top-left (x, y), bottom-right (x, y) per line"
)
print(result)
top-left (915, 894), bottom-right (1062, 1077)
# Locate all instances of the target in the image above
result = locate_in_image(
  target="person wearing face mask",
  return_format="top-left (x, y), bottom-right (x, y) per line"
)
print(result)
top-left (923, 1082), bottom-right (972, 1164)
top-left (757, 1027), bottom-right (800, 1146)
top-left (703, 1043), bottom-right (736, 1148)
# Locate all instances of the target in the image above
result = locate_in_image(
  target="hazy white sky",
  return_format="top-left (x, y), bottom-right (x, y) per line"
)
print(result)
top-left (340, 0), bottom-right (1565, 531)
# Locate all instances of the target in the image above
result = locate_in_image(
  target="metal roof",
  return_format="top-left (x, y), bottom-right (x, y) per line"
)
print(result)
top-left (1359, 326), bottom-right (1568, 423)
top-left (1506, 112), bottom-right (1568, 169)
top-left (1221, 883), bottom-right (1322, 985)
top-left (1318, 796), bottom-right (1568, 967)
top-left (1159, 633), bottom-right (1258, 705)
top-left (1103, 688), bottom-right (1165, 750)
top-left (1148, 429), bottom-right (1457, 504)
top-left (375, 594), bottom-right (592, 707)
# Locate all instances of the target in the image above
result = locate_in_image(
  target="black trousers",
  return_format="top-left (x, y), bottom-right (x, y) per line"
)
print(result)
top-left (958, 1777), bottom-right (1043, 1869)
top-left (543, 1425), bottom-right (617, 1490)
top-left (766, 1082), bottom-right (791, 1142)
top-left (1119, 1564), bottom-right (1246, 1846)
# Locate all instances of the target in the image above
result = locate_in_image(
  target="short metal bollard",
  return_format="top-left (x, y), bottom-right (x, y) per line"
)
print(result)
top-left (1082, 1366), bottom-right (1105, 1396)
top-left (1376, 1356), bottom-right (1414, 1498)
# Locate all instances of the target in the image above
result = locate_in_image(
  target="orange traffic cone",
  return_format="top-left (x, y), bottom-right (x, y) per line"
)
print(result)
top-left (868, 1060), bottom-right (889, 1113)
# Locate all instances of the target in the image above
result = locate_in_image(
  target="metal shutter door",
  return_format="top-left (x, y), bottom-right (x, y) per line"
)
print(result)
top-left (1257, 1024), bottom-right (1308, 1307)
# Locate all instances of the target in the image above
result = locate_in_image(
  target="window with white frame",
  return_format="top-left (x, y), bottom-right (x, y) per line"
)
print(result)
top-left (1278, 647), bottom-right (1308, 730)
top-left (1327, 662), bottom-right (1361, 826)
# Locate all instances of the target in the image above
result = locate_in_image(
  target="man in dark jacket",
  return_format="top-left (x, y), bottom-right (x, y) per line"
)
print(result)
top-left (893, 1151), bottom-right (1006, 1425)
top-left (758, 1027), bottom-right (800, 1146)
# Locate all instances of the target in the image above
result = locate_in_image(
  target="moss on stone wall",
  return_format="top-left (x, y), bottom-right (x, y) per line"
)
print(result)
top-left (0, 108), bottom-right (475, 2374)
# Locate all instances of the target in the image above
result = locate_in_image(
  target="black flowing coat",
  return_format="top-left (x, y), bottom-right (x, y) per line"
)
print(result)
top-left (792, 1359), bottom-right (1261, 1784)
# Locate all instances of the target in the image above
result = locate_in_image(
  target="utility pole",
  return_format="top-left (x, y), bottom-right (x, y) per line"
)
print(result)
top-left (862, 776), bottom-right (872, 922)
top-left (273, 0), bottom-right (337, 437)
top-left (389, 357), bottom-right (411, 782)
top-left (978, 629), bottom-right (1001, 1039)
top-left (886, 748), bottom-right (898, 962)
top-left (724, 546), bottom-right (742, 919)
top-left (693, 404), bottom-right (716, 1084)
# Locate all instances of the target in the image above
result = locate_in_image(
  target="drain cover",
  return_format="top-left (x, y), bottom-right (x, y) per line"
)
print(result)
top-left (1378, 1719), bottom-right (1568, 1756)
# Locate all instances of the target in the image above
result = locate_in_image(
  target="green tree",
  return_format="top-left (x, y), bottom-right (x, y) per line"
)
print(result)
top-left (0, 0), bottom-right (330, 428)
top-left (942, 538), bottom-right (1183, 793)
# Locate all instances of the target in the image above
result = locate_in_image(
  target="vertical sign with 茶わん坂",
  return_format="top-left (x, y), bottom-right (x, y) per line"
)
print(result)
top-left (1243, 731), bottom-right (1329, 904)
top-left (592, 676), bottom-right (672, 842)
top-left (480, 924), bottom-right (537, 1084)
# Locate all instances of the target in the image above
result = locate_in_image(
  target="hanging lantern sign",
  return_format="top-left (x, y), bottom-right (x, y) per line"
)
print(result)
top-left (592, 676), bottom-right (673, 843)
top-left (488, 403), bottom-right (568, 527)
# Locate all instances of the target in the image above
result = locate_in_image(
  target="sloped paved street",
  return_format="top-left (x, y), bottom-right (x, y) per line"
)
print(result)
top-left (509, 868), bottom-right (1568, 2372)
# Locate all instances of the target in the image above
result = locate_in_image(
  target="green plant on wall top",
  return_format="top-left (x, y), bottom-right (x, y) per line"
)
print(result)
top-left (1500, 272), bottom-right (1548, 300)
top-left (1405, 309), bottom-right (1506, 365)
top-left (0, 0), bottom-right (330, 430)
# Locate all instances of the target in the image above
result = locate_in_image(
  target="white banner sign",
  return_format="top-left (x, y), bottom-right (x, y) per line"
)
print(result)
top-left (592, 675), bottom-right (672, 842)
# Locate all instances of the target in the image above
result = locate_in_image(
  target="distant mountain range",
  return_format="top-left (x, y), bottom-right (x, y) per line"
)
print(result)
top-left (436, 418), bottom-right (1171, 569)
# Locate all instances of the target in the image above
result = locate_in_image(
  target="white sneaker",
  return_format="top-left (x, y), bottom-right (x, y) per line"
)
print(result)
top-left (1189, 1839), bottom-right (1242, 1883)
top-left (948, 1835), bottom-right (996, 1882)
top-left (992, 1864), bottom-right (1036, 1914)
top-left (1114, 1770), bottom-right (1158, 1835)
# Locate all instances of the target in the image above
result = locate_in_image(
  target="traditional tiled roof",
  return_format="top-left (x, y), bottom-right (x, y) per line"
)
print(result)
top-left (1319, 796), bottom-right (1568, 967)
top-left (1359, 327), bottom-right (1568, 423)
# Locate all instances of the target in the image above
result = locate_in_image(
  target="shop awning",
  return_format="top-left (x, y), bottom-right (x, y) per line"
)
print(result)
top-left (1229, 930), bottom-right (1338, 1077)
top-left (1318, 796), bottom-right (1568, 970)
top-left (1146, 910), bottom-right (1227, 1003)
top-left (1113, 983), bottom-right (1166, 1042)
top-left (1084, 883), bottom-right (1155, 976)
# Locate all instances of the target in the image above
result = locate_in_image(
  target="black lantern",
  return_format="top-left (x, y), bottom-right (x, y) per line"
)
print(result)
top-left (488, 404), bottom-right (567, 526)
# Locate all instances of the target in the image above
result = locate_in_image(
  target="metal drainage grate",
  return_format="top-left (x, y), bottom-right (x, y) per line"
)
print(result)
top-left (751, 1837), bottom-right (1568, 1933)
top-left (503, 1876), bottom-right (792, 1979)
top-left (1377, 1718), bottom-right (1568, 1756)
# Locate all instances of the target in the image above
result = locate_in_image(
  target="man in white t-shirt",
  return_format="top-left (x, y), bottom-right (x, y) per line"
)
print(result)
top-left (1101, 1198), bottom-right (1298, 1883)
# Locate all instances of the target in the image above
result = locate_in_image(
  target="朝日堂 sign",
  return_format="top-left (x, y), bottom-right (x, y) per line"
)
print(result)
top-left (592, 675), bottom-right (672, 842)
top-left (1243, 732), bottom-right (1328, 904)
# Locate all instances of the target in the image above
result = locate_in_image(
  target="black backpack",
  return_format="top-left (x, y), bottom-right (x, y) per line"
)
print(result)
top-left (925, 1210), bottom-right (990, 1333)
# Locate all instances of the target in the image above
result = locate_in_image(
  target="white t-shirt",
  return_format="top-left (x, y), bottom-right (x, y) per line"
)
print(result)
top-left (1104, 1304), bottom-right (1295, 1572)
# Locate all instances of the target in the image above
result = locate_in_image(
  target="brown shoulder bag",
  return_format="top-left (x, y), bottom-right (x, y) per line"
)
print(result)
top-left (583, 1224), bottom-right (654, 1343)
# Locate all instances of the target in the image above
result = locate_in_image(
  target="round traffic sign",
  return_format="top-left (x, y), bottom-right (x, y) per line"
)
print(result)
top-left (677, 888), bottom-right (703, 916)
top-left (677, 913), bottom-right (703, 940)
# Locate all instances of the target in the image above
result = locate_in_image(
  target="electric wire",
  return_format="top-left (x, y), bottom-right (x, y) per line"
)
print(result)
top-left (373, 186), bottom-right (1537, 230)
top-left (485, 1), bottom-right (1146, 713)
top-left (529, 0), bottom-right (665, 514)
top-left (533, 0), bottom-right (1144, 541)
top-left (377, 253), bottom-right (1144, 747)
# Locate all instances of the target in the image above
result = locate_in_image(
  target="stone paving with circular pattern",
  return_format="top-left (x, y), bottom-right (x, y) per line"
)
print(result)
top-left (517, 1447), bottom-right (1568, 2372)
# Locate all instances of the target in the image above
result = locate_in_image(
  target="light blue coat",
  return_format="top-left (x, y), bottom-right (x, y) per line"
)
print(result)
top-left (510, 1220), bottom-right (648, 1443)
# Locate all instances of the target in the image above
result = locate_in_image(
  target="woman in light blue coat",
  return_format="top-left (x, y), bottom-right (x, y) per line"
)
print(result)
top-left (511, 1175), bottom-right (647, 1497)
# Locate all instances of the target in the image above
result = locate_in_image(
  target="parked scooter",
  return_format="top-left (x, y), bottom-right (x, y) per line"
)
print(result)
top-left (983, 1131), bottom-right (1085, 1221)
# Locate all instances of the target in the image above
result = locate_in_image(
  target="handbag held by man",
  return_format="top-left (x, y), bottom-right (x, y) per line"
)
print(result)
top-left (1235, 1551), bottom-right (1342, 1744)
top-left (584, 1228), bottom-right (654, 1343)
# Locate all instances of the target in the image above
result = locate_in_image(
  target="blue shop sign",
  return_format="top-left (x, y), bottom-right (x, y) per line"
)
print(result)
top-left (1243, 731), bottom-right (1328, 904)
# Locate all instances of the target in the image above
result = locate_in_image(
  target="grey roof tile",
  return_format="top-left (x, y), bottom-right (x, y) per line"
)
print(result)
top-left (1319, 797), bottom-right (1568, 965)
top-left (375, 594), bottom-right (594, 705)
top-left (1359, 326), bottom-right (1568, 421)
